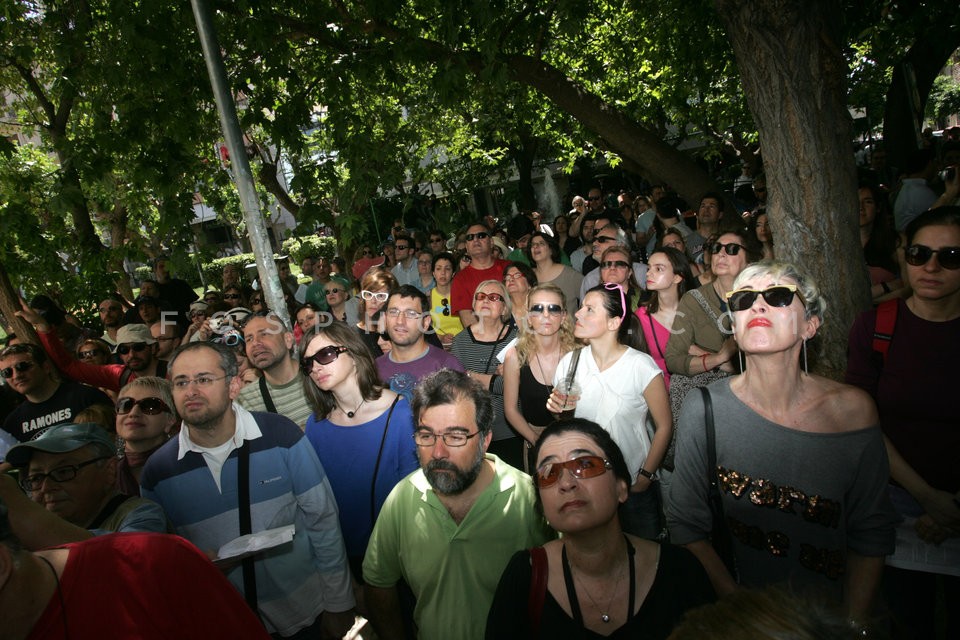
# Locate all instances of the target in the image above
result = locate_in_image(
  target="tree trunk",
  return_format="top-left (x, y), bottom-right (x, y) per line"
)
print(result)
top-left (510, 138), bottom-right (538, 211)
top-left (716, 0), bottom-right (868, 378)
top-left (882, 24), bottom-right (960, 170)
top-left (0, 261), bottom-right (38, 346)
top-left (507, 55), bottom-right (721, 205)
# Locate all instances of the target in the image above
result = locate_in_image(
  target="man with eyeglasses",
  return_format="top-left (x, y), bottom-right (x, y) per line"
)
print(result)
top-left (140, 341), bottom-right (355, 639)
top-left (150, 321), bottom-right (182, 361)
top-left (4, 422), bottom-right (168, 535)
top-left (450, 222), bottom-right (511, 327)
top-left (97, 296), bottom-right (126, 346)
top-left (363, 369), bottom-right (552, 640)
top-left (391, 234), bottom-right (420, 287)
top-left (0, 344), bottom-right (111, 443)
top-left (376, 286), bottom-right (464, 402)
top-left (235, 312), bottom-right (313, 429)
top-left (24, 304), bottom-right (168, 392)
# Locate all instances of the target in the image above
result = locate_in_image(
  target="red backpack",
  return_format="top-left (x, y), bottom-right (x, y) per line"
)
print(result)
top-left (871, 299), bottom-right (899, 366)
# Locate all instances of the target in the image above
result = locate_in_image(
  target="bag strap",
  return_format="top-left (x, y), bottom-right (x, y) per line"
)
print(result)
top-left (119, 366), bottom-right (134, 388)
top-left (690, 289), bottom-right (721, 324)
top-left (258, 376), bottom-right (278, 414)
top-left (702, 386), bottom-right (717, 489)
top-left (528, 546), bottom-right (548, 636)
top-left (563, 347), bottom-right (583, 389)
top-left (370, 395), bottom-right (401, 524)
top-left (237, 441), bottom-right (259, 613)
top-left (871, 299), bottom-right (899, 367)
top-left (701, 387), bottom-right (738, 583)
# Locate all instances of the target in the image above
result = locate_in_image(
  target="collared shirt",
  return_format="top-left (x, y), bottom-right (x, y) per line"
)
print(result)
top-left (391, 258), bottom-right (420, 287)
top-left (178, 403), bottom-right (262, 491)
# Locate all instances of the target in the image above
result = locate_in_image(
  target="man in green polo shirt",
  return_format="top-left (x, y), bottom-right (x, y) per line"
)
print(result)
top-left (363, 369), bottom-right (554, 640)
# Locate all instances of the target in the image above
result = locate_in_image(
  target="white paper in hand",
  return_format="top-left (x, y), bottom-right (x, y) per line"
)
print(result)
top-left (216, 524), bottom-right (295, 562)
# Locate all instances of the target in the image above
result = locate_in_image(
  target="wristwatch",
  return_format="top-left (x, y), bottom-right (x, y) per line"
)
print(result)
top-left (637, 468), bottom-right (654, 480)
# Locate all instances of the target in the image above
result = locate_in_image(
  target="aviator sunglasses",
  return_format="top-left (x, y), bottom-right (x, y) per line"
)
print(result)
top-left (529, 303), bottom-right (563, 316)
top-left (0, 361), bottom-right (35, 378)
top-left (725, 284), bottom-right (806, 312)
top-left (904, 244), bottom-right (960, 270)
top-left (536, 455), bottom-right (613, 488)
top-left (301, 345), bottom-right (349, 374)
top-left (116, 396), bottom-right (171, 415)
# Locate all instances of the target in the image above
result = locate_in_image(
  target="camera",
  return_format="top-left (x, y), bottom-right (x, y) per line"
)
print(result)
top-left (941, 166), bottom-right (957, 183)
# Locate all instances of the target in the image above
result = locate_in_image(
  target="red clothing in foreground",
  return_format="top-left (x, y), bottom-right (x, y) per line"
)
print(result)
top-left (29, 533), bottom-right (269, 640)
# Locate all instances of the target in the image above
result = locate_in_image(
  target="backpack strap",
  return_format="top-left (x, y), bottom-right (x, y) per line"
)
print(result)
top-left (871, 299), bottom-right (899, 366)
top-left (528, 546), bottom-right (548, 636)
top-left (258, 376), bottom-right (278, 413)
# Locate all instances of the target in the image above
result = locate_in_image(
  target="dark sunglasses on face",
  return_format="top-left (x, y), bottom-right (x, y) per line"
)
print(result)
top-left (594, 236), bottom-right (615, 244)
top-left (529, 303), bottom-right (563, 316)
top-left (78, 348), bottom-right (107, 360)
top-left (536, 455), bottom-right (612, 488)
top-left (601, 260), bottom-right (630, 269)
top-left (395, 244), bottom-right (409, 250)
top-left (224, 293), bottom-right (241, 300)
top-left (117, 343), bottom-right (149, 356)
top-left (474, 292), bottom-right (505, 303)
top-left (0, 361), bottom-right (35, 378)
top-left (710, 242), bottom-right (747, 256)
top-left (325, 288), bottom-right (342, 296)
top-left (465, 231), bottom-right (490, 241)
top-left (362, 249), bottom-right (373, 256)
top-left (116, 396), bottom-right (172, 415)
top-left (588, 196), bottom-right (602, 201)
top-left (301, 345), bottom-right (349, 374)
top-left (904, 244), bottom-right (960, 270)
top-left (726, 284), bottom-right (805, 312)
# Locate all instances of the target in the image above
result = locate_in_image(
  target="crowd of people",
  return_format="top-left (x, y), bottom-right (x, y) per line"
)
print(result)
top-left (0, 140), bottom-right (957, 639)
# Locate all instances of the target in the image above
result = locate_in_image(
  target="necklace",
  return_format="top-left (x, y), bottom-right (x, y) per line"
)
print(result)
top-left (534, 347), bottom-right (560, 384)
top-left (561, 537), bottom-right (636, 625)
top-left (337, 397), bottom-right (365, 418)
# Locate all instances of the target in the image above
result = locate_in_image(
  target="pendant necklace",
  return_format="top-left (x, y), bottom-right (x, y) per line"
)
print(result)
top-left (338, 398), bottom-right (365, 418)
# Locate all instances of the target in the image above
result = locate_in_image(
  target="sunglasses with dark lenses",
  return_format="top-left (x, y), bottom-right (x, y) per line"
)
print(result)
top-left (441, 298), bottom-right (450, 316)
top-left (465, 231), bottom-right (490, 241)
top-left (301, 345), bottom-right (349, 374)
top-left (536, 455), bottom-right (612, 488)
top-left (474, 292), bottom-right (505, 303)
top-left (224, 294), bottom-right (242, 300)
top-left (0, 361), bottom-right (35, 378)
top-left (601, 260), bottom-right (630, 269)
top-left (710, 242), bottom-right (746, 256)
top-left (116, 396), bottom-right (172, 415)
top-left (594, 236), bottom-right (615, 244)
top-left (78, 349), bottom-right (106, 360)
top-left (726, 284), bottom-right (805, 312)
top-left (117, 343), bottom-right (149, 355)
top-left (325, 288), bottom-right (342, 296)
top-left (904, 244), bottom-right (960, 270)
top-left (528, 303), bottom-right (563, 316)
top-left (395, 244), bottom-right (409, 250)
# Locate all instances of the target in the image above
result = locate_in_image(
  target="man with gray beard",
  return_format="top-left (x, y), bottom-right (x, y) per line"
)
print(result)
top-left (362, 369), bottom-right (553, 640)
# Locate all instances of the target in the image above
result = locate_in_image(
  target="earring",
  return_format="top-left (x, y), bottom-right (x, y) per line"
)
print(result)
top-left (802, 338), bottom-right (809, 374)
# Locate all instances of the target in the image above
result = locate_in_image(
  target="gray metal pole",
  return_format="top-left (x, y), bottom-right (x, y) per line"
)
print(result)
top-left (189, 0), bottom-right (291, 331)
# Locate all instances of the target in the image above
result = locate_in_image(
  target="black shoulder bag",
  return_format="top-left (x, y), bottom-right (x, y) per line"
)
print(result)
top-left (700, 387), bottom-right (739, 582)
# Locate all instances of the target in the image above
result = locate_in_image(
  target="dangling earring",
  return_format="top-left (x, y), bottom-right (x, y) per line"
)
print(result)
top-left (802, 338), bottom-right (809, 374)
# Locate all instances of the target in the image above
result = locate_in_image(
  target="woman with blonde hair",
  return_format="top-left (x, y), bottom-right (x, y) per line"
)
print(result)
top-left (503, 284), bottom-right (578, 470)
top-left (114, 376), bottom-right (178, 494)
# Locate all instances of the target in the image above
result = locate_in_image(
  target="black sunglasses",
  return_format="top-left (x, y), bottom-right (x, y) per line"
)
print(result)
top-left (594, 236), bottom-right (615, 244)
top-left (726, 284), bottom-right (805, 312)
top-left (78, 349), bottom-right (107, 360)
top-left (529, 303), bottom-right (563, 316)
top-left (301, 345), bottom-right (348, 374)
top-left (904, 244), bottom-right (960, 270)
top-left (710, 242), bottom-right (746, 256)
top-left (465, 231), bottom-right (490, 241)
top-left (117, 343), bottom-right (149, 355)
top-left (600, 260), bottom-right (630, 269)
top-left (0, 361), bottom-right (34, 378)
top-left (116, 396), bottom-right (172, 415)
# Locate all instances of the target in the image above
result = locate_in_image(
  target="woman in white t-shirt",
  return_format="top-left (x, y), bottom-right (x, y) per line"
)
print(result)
top-left (547, 282), bottom-right (672, 540)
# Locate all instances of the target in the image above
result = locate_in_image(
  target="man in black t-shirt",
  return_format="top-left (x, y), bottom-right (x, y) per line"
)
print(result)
top-left (0, 344), bottom-right (111, 442)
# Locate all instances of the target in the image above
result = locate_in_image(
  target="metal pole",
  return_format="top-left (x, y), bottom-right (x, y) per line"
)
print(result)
top-left (189, 0), bottom-right (290, 330)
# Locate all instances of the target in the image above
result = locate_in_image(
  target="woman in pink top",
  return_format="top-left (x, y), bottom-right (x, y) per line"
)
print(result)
top-left (635, 247), bottom-right (696, 389)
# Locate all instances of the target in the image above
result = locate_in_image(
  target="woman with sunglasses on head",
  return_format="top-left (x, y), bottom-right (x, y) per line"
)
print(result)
top-left (637, 247), bottom-right (697, 390)
top-left (846, 206), bottom-right (960, 638)
top-left (529, 231), bottom-right (584, 317)
top-left (503, 284), bottom-right (578, 471)
top-left (503, 261), bottom-right (538, 329)
top-left (486, 419), bottom-right (713, 639)
top-left (669, 262), bottom-right (897, 630)
top-left (547, 283), bottom-right (672, 540)
top-left (451, 280), bottom-right (521, 467)
top-left (355, 268), bottom-right (399, 358)
top-left (300, 322), bottom-right (417, 590)
top-left (115, 376), bottom-right (178, 495)
top-left (664, 229), bottom-right (760, 423)
top-left (429, 252), bottom-right (463, 348)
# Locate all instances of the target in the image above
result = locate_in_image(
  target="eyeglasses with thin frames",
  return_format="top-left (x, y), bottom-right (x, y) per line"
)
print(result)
top-left (413, 429), bottom-right (481, 447)
top-left (172, 375), bottom-right (230, 390)
top-left (21, 456), bottom-right (111, 492)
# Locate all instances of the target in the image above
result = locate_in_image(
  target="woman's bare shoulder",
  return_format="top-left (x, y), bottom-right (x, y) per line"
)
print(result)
top-left (808, 375), bottom-right (878, 431)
